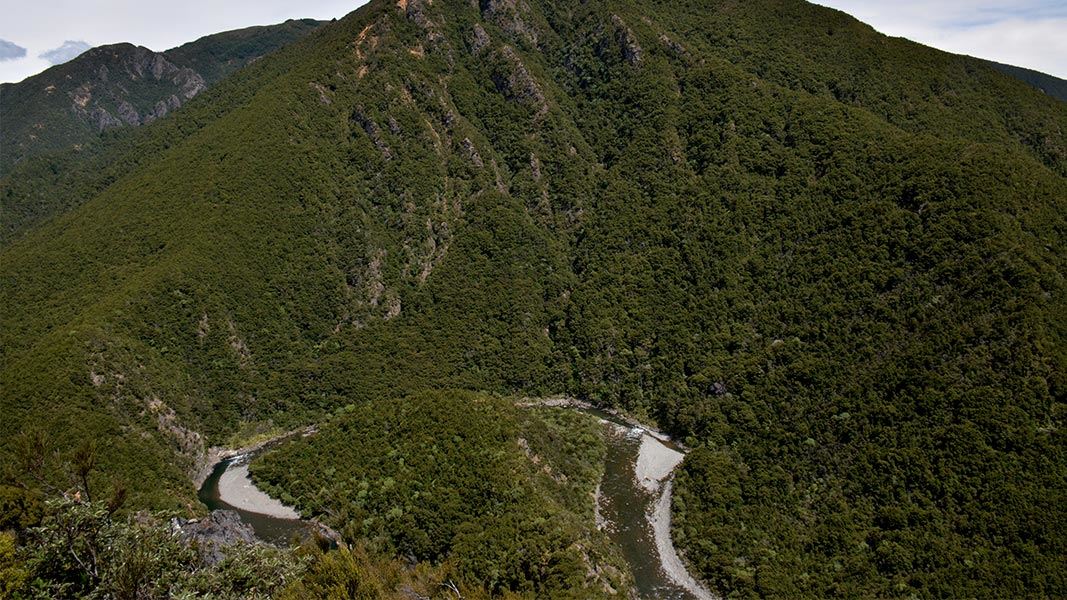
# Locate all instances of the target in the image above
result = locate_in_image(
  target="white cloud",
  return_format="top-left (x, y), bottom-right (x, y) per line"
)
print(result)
top-left (0, 0), bottom-right (368, 83)
top-left (925, 18), bottom-right (1067, 76)
top-left (39, 40), bottom-right (91, 65)
top-left (814, 0), bottom-right (1067, 78)
top-left (0, 39), bottom-right (27, 61)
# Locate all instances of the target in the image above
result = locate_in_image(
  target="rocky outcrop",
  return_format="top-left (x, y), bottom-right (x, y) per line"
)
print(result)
top-left (529, 152), bottom-right (543, 181)
top-left (225, 318), bottom-right (253, 365)
top-left (127, 48), bottom-right (206, 98)
top-left (89, 106), bottom-right (122, 130)
top-left (470, 23), bottom-right (492, 55)
top-left (480, 0), bottom-right (540, 46)
top-left (144, 94), bottom-right (182, 124)
top-left (659, 33), bottom-right (689, 59)
top-left (352, 106), bottom-right (395, 160)
top-left (404, 0), bottom-right (433, 32)
top-left (461, 137), bottom-right (484, 167)
top-left (607, 15), bottom-right (642, 66)
top-left (310, 520), bottom-right (346, 549)
top-left (404, 0), bottom-right (447, 48)
top-left (384, 295), bottom-right (402, 320)
top-left (146, 396), bottom-right (208, 474)
top-left (172, 510), bottom-right (258, 565)
top-left (493, 46), bottom-right (548, 118)
top-left (66, 46), bottom-right (207, 131)
top-left (2, 19), bottom-right (323, 176)
top-left (116, 100), bottom-right (140, 125)
top-left (366, 248), bottom-right (387, 306)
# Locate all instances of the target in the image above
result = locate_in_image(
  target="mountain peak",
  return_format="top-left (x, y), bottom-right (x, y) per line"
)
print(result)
top-left (0, 19), bottom-right (325, 175)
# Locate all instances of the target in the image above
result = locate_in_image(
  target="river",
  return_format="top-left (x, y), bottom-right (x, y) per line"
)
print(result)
top-left (197, 453), bottom-right (311, 545)
top-left (197, 406), bottom-right (714, 599)
top-left (578, 407), bottom-right (716, 600)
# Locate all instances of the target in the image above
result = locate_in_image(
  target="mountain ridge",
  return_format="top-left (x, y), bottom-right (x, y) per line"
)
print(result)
top-left (1, 0), bottom-right (1064, 597)
top-left (0, 18), bottom-right (325, 174)
top-left (982, 58), bottom-right (1067, 102)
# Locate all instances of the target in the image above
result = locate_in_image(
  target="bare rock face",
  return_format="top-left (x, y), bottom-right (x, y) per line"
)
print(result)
top-left (173, 510), bottom-right (258, 565)
top-left (67, 45), bottom-right (207, 131)
top-left (470, 23), bottom-right (492, 55)
top-left (177, 71), bottom-right (207, 100)
top-left (90, 106), bottom-right (122, 130)
top-left (311, 521), bottom-right (345, 549)
top-left (405, 0), bottom-right (433, 30)
top-left (132, 48), bottom-right (206, 100)
top-left (150, 52), bottom-right (169, 79)
top-left (493, 46), bottom-right (548, 118)
top-left (405, 0), bottom-right (447, 47)
top-left (116, 100), bottom-right (140, 125)
top-left (352, 106), bottom-right (395, 160)
top-left (4, 20), bottom-right (324, 175)
top-left (144, 94), bottom-right (183, 124)
top-left (608, 15), bottom-right (642, 66)
top-left (658, 33), bottom-right (689, 59)
top-left (462, 137), bottom-right (484, 167)
top-left (480, 0), bottom-right (539, 46)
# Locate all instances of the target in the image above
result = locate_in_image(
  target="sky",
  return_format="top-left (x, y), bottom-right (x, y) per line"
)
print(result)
top-left (814, 0), bottom-right (1067, 78)
top-left (0, 0), bottom-right (1065, 84)
top-left (0, 0), bottom-right (370, 84)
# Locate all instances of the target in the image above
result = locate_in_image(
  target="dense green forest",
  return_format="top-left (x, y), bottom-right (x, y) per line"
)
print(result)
top-left (0, 20), bottom-right (325, 244)
top-left (164, 19), bottom-right (327, 86)
top-left (252, 391), bottom-right (628, 597)
top-left (983, 60), bottom-right (1067, 103)
top-left (1, 0), bottom-right (1064, 597)
top-left (0, 392), bottom-right (620, 598)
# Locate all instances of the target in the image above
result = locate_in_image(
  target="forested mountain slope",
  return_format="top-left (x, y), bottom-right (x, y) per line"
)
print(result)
top-left (0, 19), bottom-right (325, 243)
top-left (984, 59), bottom-right (1067, 102)
top-left (0, 18), bottom-right (324, 175)
top-left (163, 19), bottom-right (328, 86)
top-left (1, 0), bottom-right (1064, 597)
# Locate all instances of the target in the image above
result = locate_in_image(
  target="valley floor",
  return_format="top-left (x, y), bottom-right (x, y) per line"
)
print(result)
top-left (217, 463), bottom-right (300, 519)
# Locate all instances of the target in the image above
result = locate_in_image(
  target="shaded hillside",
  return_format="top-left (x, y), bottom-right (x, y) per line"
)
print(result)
top-left (0, 19), bottom-right (324, 174)
top-left (983, 59), bottom-right (1067, 102)
top-left (164, 18), bottom-right (328, 84)
top-left (1, 0), bottom-right (1064, 597)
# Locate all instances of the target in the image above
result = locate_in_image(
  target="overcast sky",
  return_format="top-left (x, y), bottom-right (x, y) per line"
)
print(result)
top-left (814, 0), bottom-right (1067, 78)
top-left (0, 0), bottom-right (1064, 84)
top-left (0, 0), bottom-right (369, 84)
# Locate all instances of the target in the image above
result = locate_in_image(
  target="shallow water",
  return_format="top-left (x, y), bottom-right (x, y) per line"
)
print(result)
top-left (582, 408), bottom-right (704, 599)
top-left (197, 454), bottom-right (311, 545)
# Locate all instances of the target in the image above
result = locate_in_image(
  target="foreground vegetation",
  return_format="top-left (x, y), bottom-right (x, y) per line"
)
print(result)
top-left (0, 392), bottom-right (622, 598)
top-left (1, 0), bottom-right (1064, 597)
top-left (0, 495), bottom-right (514, 599)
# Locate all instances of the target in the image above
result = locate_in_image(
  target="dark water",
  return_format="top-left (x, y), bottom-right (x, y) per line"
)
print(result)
top-left (197, 454), bottom-right (312, 546)
top-left (580, 408), bottom-right (701, 600)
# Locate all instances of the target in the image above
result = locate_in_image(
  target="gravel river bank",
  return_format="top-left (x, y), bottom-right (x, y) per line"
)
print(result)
top-left (575, 404), bottom-right (716, 600)
top-left (197, 400), bottom-right (715, 598)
